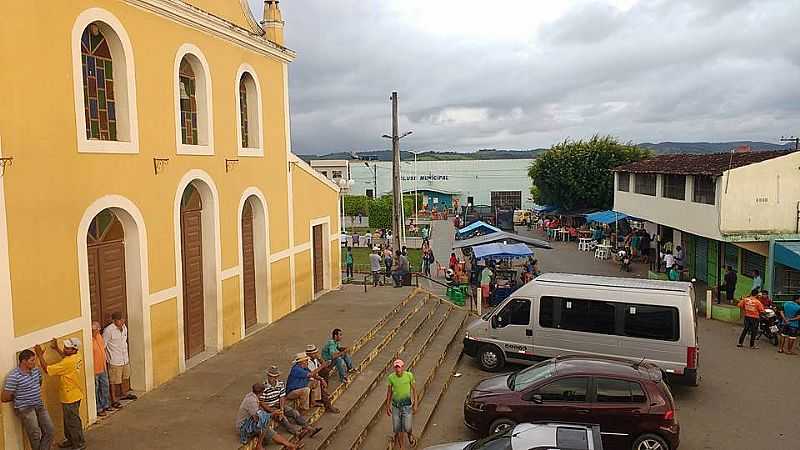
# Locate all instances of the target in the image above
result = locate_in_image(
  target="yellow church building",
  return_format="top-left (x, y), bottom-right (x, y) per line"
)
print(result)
top-left (0, 1), bottom-right (341, 447)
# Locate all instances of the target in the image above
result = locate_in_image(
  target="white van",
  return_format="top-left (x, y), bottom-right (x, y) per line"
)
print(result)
top-left (462, 273), bottom-right (699, 386)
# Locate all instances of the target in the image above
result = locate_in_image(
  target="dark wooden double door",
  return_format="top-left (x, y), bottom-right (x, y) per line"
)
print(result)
top-left (313, 225), bottom-right (324, 293)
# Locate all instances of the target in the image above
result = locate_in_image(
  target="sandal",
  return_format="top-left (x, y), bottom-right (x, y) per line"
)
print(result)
top-left (409, 435), bottom-right (417, 447)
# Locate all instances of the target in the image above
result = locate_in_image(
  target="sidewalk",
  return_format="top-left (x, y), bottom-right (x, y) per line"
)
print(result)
top-left (84, 286), bottom-right (414, 449)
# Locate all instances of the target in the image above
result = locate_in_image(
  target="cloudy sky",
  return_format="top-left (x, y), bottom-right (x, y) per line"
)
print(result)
top-left (248, 0), bottom-right (800, 154)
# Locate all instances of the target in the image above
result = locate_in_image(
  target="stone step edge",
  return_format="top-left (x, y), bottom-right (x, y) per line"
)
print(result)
top-left (314, 302), bottom-right (453, 450)
top-left (306, 299), bottom-right (446, 450)
top-left (407, 321), bottom-right (471, 450)
top-left (343, 307), bottom-right (463, 450)
top-left (369, 313), bottom-right (469, 450)
top-left (240, 290), bottom-right (426, 450)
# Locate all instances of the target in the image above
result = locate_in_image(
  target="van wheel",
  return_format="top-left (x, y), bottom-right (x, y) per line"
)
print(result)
top-left (633, 434), bottom-right (669, 450)
top-left (489, 418), bottom-right (516, 435)
top-left (477, 345), bottom-right (505, 372)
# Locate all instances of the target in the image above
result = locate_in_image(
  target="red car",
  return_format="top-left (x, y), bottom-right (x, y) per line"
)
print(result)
top-left (464, 355), bottom-right (679, 450)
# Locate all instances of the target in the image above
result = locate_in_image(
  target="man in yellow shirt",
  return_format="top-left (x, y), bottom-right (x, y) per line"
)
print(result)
top-left (35, 338), bottom-right (85, 450)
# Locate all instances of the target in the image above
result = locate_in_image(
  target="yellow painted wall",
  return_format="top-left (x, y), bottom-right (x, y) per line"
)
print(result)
top-left (36, 332), bottom-right (89, 445)
top-left (291, 169), bottom-right (340, 246)
top-left (222, 276), bottom-right (242, 347)
top-left (270, 258), bottom-right (291, 320)
top-left (185, 0), bottom-right (257, 31)
top-left (0, 0), bottom-right (292, 336)
top-left (295, 250), bottom-right (312, 307)
top-left (150, 299), bottom-right (179, 388)
top-left (331, 241), bottom-right (342, 288)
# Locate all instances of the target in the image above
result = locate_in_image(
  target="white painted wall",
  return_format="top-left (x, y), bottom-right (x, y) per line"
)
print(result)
top-left (719, 152), bottom-right (800, 235)
top-left (614, 173), bottom-right (722, 240)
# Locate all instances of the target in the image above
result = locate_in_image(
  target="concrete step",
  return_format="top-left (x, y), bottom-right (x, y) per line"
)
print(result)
top-left (350, 309), bottom-right (469, 450)
top-left (301, 296), bottom-right (444, 450)
top-left (322, 302), bottom-right (456, 450)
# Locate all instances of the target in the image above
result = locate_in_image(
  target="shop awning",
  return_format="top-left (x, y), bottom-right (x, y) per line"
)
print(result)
top-left (473, 242), bottom-right (534, 260)
top-left (775, 241), bottom-right (800, 271)
top-left (456, 220), bottom-right (501, 236)
top-left (452, 231), bottom-right (552, 250)
top-left (585, 210), bottom-right (629, 224)
top-left (532, 204), bottom-right (557, 213)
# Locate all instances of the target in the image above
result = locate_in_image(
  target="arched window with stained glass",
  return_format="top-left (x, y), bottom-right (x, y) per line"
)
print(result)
top-left (179, 58), bottom-right (198, 145)
top-left (239, 76), bottom-right (249, 148)
top-left (87, 209), bottom-right (124, 245)
top-left (81, 23), bottom-right (117, 141)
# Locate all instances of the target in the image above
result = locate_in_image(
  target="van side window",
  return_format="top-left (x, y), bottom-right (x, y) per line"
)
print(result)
top-left (496, 298), bottom-right (531, 327)
top-left (539, 297), bottom-right (554, 328)
top-left (560, 298), bottom-right (615, 334)
top-left (536, 376), bottom-right (588, 402)
top-left (624, 304), bottom-right (680, 341)
top-left (594, 377), bottom-right (647, 403)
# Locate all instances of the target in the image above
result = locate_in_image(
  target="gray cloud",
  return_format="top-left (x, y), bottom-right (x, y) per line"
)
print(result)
top-left (248, 0), bottom-right (799, 154)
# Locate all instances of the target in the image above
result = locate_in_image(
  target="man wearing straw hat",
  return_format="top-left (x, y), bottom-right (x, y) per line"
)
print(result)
top-left (285, 352), bottom-right (320, 415)
top-left (305, 345), bottom-right (339, 413)
top-left (260, 366), bottom-right (321, 439)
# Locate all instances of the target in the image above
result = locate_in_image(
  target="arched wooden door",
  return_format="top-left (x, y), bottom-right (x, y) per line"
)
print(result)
top-left (241, 200), bottom-right (257, 329)
top-left (180, 185), bottom-right (205, 359)
top-left (87, 209), bottom-right (128, 328)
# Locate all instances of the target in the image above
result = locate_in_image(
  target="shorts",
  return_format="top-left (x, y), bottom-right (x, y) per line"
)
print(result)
top-left (481, 285), bottom-right (490, 300)
top-left (108, 363), bottom-right (130, 385)
top-left (391, 403), bottom-right (413, 433)
top-left (239, 410), bottom-right (274, 444)
top-left (781, 325), bottom-right (799, 338)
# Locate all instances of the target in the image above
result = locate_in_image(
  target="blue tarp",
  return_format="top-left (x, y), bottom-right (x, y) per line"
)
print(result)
top-left (473, 242), bottom-right (534, 260)
top-left (458, 220), bottom-right (501, 235)
top-left (775, 241), bottom-right (800, 271)
top-left (533, 204), bottom-right (557, 213)
top-left (585, 210), bottom-right (629, 224)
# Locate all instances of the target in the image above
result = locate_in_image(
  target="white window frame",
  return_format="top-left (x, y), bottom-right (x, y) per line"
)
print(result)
top-left (235, 64), bottom-right (264, 157)
top-left (173, 44), bottom-right (214, 156)
top-left (71, 8), bottom-right (139, 154)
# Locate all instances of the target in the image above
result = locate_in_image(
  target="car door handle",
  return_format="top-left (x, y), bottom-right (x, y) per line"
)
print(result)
top-left (575, 408), bottom-right (591, 414)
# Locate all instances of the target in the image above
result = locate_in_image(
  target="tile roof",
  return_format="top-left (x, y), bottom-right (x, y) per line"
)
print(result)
top-left (614, 150), bottom-right (792, 176)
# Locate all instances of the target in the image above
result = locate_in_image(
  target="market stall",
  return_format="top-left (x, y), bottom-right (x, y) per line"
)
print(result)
top-left (473, 242), bottom-right (534, 305)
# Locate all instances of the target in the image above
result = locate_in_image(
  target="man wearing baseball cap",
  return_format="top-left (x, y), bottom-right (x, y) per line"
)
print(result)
top-left (35, 337), bottom-right (85, 450)
top-left (385, 359), bottom-right (416, 449)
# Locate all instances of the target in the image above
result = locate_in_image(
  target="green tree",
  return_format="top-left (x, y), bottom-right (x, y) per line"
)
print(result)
top-left (343, 195), bottom-right (369, 216)
top-left (528, 135), bottom-right (651, 210)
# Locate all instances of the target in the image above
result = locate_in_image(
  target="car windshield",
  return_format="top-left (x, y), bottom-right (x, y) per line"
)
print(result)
top-left (467, 426), bottom-right (513, 450)
top-left (509, 360), bottom-right (554, 391)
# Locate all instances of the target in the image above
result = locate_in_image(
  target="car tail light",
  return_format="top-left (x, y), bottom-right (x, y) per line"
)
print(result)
top-left (686, 346), bottom-right (698, 369)
top-left (664, 409), bottom-right (675, 422)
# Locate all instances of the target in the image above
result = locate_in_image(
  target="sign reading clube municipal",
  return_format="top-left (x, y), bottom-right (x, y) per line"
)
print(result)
top-left (400, 175), bottom-right (449, 181)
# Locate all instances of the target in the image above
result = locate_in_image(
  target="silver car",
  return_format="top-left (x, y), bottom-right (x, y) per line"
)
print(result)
top-left (424, 422), bottom-right (603, 450)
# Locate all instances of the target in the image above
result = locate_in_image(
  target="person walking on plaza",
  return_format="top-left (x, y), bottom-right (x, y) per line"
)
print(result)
top-left (91, 321), bottom-right (111, 416)
top-left (480, 263), bottom-right (493, 306)
top-left (370, 247), bottom-right (383, 286)
top-left (260, 366), bottom-right (321, 439)
top-left (236, 383), bottom-right (302, 450)
top-left (778, 296), bottom-right (800, 355)
top-left (392, 250), bottom-right (409, 288)
top-left (35, 338), bottom-right (85, 450)
top-left (723, 266), bottom-right (737, 304)
top-left (2, 349), bottom-right (55, 450)
top-left (345, 247), bottom-right (354, 280)
top-left (103, 312), bottom-right (137, 408)
top-left (386, 359), bottom-right (416, 450)
top-left (285, 353), bottom-right (317, 415)
top-left (305, 345), bottom-right (339, 413)
top-left (737, 289), bottom-right (765, 349)
top-left (322, 328), bottom-right (355, 383)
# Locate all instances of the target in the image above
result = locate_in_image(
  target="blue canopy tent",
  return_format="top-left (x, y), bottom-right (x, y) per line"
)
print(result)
top-left (533, 204), bottom-right (557, 213)
top-left (473, 242), bottom-right (534, 260)
top-left (455, 220), bottom-right (501, 240)
top-left (584, 210), bottom-right (630, 224)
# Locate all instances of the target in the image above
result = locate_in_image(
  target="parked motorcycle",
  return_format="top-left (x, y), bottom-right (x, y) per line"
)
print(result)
top-left (757, 308), bottom-right (782, 346)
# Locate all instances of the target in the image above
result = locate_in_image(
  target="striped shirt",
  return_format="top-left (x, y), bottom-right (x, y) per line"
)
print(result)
top-left (3, 367), bottom-right (43, 409)
top-left (259, 380), bottom-right (286, 407)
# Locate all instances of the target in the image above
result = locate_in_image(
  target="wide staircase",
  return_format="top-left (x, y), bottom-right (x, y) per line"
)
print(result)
top-left (258, 288), bottom-right (471, 450)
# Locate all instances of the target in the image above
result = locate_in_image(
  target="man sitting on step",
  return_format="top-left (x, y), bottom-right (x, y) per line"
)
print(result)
top-left (285, 353), bottom-right (323, 416)
top-left (321, 328), bottom-right (356, 384)
top-left (235, 383), bottom-right (303, 450)
top-left (260, 366), bottom-right (322, 439)
top-left (305, 345), bottom-right (340, 413)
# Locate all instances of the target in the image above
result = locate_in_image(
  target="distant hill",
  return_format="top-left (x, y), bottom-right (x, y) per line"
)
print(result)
top-left (638, 141), bottom-right (792, 154)
top-left (299, 141), bottom-right (793, 162)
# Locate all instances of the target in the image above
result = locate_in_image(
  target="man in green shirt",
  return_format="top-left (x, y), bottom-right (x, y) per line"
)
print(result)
top-left (385, 359), bottom-right (416, 449)
top-left (345, 247), bottom-right (354, 280)
top-left (321, 328), bottom-right (354, 383)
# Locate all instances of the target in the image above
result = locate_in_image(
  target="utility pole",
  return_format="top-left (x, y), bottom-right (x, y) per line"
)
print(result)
top-left (780, 135), bottom-right (799, 151)
top-left (382, 92), bottom-right (412, 251)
